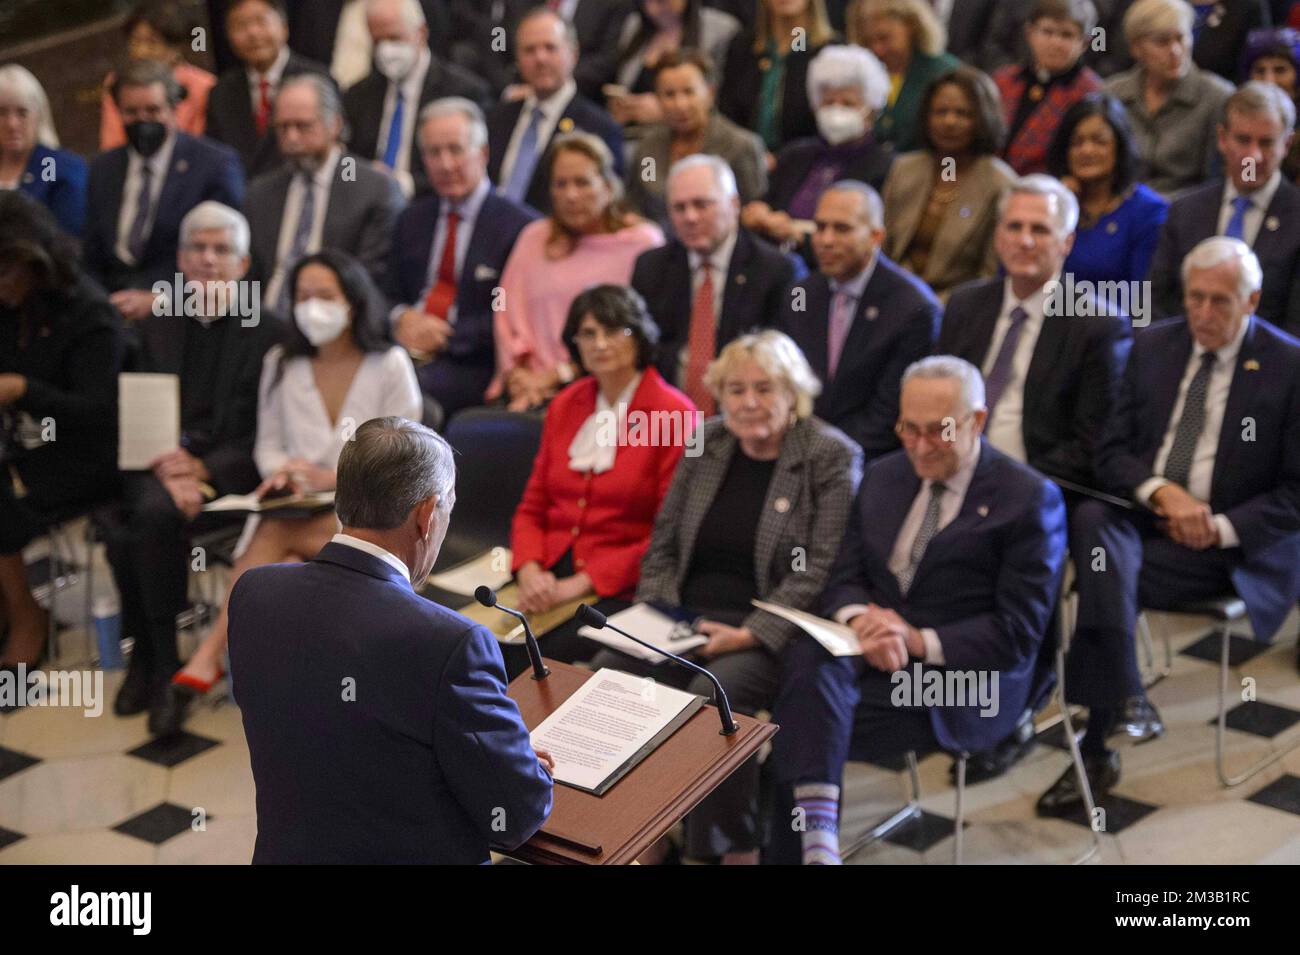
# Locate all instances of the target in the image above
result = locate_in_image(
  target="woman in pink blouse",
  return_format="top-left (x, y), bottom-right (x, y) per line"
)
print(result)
top-left (493, 131), bottom-right (664, 410)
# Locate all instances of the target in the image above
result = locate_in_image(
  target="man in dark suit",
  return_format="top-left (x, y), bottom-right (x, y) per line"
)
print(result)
top-left (1039, 238), bottom-right (1300, 814)
top-left (765, 356), bottom-right (1067, 864)
top-left (780, 181), bottom-right (941, 462)
top-left (940, 174), bottom-right (1132, 490)
top-left (486, 8), bottom-right (623, 213)
top-left (229, 416), bottom-right (553, 863)
top-left (389, 97), bottom-right (539, 418)
top-left (286, 0), bottom-right (454, 76)
top-left (83, 61), bottom-right (244, 323)
top-left (205, 0), bottom-right (334, 178)
top-left (245, 74), bottom-right (406, 311)
top-left (1148, 82), bottom-right (1300, 335)
top-left (105, 201), bottom-right (281, 733)
top-left (631, 155), bottom-right (802, 413)
top-left (342, 0), bottom-right (491, 198)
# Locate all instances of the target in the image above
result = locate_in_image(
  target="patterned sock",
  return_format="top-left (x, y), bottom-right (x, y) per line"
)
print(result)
top-left (794, 782), bottom-right (841, 865)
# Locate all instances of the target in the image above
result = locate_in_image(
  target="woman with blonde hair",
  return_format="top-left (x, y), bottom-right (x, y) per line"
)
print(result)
top-left (847, 0), bottom-right (959, 152)
top-left (589, 329), bottom-right (863, 863)
top-left (493, 131), bottom-right (664, 410)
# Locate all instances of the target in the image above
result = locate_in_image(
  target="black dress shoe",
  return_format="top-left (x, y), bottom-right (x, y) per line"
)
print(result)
top-left (113, 664), bottom-right (153, 716)
top-left (951, 711), bottom-right (1036, 784)
top-left (1113, 695), bottom-right (1164, 743)
top-left (148, 682), bottom-right (198, 737)
top-left (1035, 750), bottom-right (1121, 817)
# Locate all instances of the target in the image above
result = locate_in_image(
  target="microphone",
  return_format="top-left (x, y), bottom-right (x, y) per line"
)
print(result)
top-left (475, 585), bottom-right (549, 681)
top-left (573, 604), bottom-right (738, 736)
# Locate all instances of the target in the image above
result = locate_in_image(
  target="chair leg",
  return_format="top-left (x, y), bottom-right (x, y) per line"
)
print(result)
top-left (952, 753), bottom-right (966, 865)
top-left (1139, 611), bottom-right (1173, 689)
top-left (839, 750), bottom-right (924, 861)
top-left (1215, 621), bottom-right (1300, 787)
top-left (1056, 640), bottom-right (1102, 864)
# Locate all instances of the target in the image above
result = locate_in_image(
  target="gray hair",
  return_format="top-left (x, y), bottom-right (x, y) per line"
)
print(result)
top-left (336, 417), bottom-right (456, 529)
top-left (179, 201), bottom-right (250, 257)
top-left (279, 73), bottom-right (345, 131)
top-left (666, 153), bottom-right (738, 199)
top-left (1225, 79), bottom-right (1297, 134)
top-left (823, 179), bottom-right (885, 229)
top-left (366, 0), bottom-right (425, 30)
top-left (418, 96), bottom-right (488, 150)
top-left (518, 6), bottom-right (580, 50)
top-left (0, 64), bottom-right (58, 148)
top-left (1122, 0), bottom-right (1193, 46)
top-left (807, 44), bottom-right (890, 113)
top-left (902, 355), bottom-right (987, 411)
top-left (997, 173), bottom-right (1079, 235)
top-left (1181, 236), bottom-right (1264, 300)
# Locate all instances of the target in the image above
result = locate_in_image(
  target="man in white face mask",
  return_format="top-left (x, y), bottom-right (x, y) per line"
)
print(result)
top-left (342, 0), bottom-right (490, 198)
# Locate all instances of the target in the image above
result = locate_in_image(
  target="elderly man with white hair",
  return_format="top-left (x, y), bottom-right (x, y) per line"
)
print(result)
top-left (631, 153), bottom-right (801, 414)
top-left (742, 44), bottom-right (896, 248)
top-left (342, 0), bottom-right (490, 198)
top-left (0, 64), bottom-right (86, 235)
top-left (102, 199), bottom-right (283, 733)
top-left (1040, 236), bottom-right (1300, 815)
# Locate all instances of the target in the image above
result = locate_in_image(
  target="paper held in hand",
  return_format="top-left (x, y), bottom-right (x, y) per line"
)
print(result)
top-left (118, 373), bottom-right (180, 470)
top-left (202, 490), bottom-right (335, 514)
top-left (530, 668), bottom-right (704, 795)
top-left (751, 599), bottom-right (860, 656)
top-left (426, 548), bottom-right (512, 596)
top-left (576, 602), bottom-right (707, 663)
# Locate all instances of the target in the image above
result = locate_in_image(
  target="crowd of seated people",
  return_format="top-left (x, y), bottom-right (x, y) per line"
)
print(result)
top-left (3, 0), bottom-right (1300, 866)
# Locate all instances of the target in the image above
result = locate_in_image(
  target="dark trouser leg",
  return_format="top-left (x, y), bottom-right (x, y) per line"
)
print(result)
top-left (417, 359), bottom-right (493, 423)
top-left (1065, 500), bottom-right (1146, 708)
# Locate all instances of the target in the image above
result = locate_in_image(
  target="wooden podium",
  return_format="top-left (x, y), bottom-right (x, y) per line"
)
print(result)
top-left (501, 661), bottom-right (777, 865)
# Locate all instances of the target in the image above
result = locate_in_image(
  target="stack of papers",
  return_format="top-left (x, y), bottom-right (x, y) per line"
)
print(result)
top-left (577, 603), bottom-right (707, 663)
top-left (751, 600), bottom-right (860, 656)
top-left (203, 491), bottom-right (335, 514)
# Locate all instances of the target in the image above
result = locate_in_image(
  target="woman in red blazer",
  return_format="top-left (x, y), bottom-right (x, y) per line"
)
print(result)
top-left (508, 285), bottom-right (697, 671)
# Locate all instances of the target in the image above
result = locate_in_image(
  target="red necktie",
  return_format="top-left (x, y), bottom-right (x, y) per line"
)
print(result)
top-left (422, 210), bottom-right (459, 320)
top-left (684, 259), bottom-right (716, 416)
top-left (256, 78), bottom-right (271, 136)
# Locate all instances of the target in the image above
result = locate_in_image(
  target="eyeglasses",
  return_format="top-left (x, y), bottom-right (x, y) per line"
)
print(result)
top-left (181, 242), bottom-right (239, 258)
top-left (574, 326), bottom-right (634, 345)
top-left (895, 412), bottom-right (974, 442)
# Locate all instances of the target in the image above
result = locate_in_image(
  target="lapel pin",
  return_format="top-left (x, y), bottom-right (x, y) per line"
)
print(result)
top-left (175, 159), bottom-right (189, 173)
top-left (1106, 221), bottom-right (1119, 234)
top-left (1265, 216), bottom-right (1280, 232)
top-left (735, 274), bottom-right (746, 285)
top-left (22, 171), bottom-right (35, 184)
top-left (958, 206), bottom-right (971, 218)
top-left (977, 504), bottom-right (989, 517)
top-left (1244, 359), bottom-right (1260, 371)
top-left (474, 265), bottom-right (498, 280)
top-left (558, 117), bottom-right (574, 133)
top-left (865, 306), bottom-right (879, 320)
top-left (774, 497), bottom-right (790, 513)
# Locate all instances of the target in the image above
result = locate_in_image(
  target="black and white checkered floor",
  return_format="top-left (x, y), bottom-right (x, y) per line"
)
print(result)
top-left (2, 608), bottom-right (1299, 864)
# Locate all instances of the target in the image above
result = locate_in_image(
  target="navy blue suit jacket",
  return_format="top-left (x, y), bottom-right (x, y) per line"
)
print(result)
top-left (228, 541), bottom-right (553, 864)
top-left (388, 189), bottom-right (539, 365)
top-left (822, 442), bottom-right (1067, 752)
top-left (486, 93), bottom-right (623, 214)
top-left (1098, 316), bottom-right (1300, 641)
top-left (82, 133), bottom-right (244, 293)
top-left (780, 254), bottom-right (941, 461)
top-left (938, 276), bottom-right (1132, 487)
top-left (1147, 178), bottom-right (1300, 335)
top-left (19, 144), bottom-right (87, 235)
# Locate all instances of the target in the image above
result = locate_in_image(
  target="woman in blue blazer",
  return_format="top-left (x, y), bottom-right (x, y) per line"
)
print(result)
top-left (0, 65), bottom-right (88, 236)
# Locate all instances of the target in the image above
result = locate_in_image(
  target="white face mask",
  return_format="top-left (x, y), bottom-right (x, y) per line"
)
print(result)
top-left (294, 298), bottom-right (350, 346)
top-left (375, 40), bottom-right (419, 81)
top-left (816, 105), bottom-right (868, 146)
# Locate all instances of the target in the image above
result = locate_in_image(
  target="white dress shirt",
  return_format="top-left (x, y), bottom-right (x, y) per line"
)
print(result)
top-left (1135, 315), bottom-right (1250, 548)
top-left (254, 344), bottom-right (424, 479)
top-left (266, 147), bottom-right (342, 305)
top-left (331, 533), bottom-right (412, 583)
top-left (114, 132), bottom-right (176, 265)
top-left (376, 45), bottom-right (431, 196)
top-left (1217, 171), bottom-right (1282, 246)
top-left (834, 443), bottom-right (983, 665)
top-left (246, 45), bottom-right (291, 115)
top-left (676, 228), bottom-right (739, 383)
top-left (982, 277), bottom-right (1052, 465)
top-left (498, 77), bottom-right (577, 190)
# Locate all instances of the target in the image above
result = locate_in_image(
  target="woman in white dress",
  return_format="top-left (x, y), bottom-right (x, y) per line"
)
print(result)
top-left (152, 248), bottom-right (423, 736)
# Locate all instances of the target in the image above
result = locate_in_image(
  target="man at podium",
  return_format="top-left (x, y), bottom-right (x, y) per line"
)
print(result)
top-left (228, 416), bottom-right (554, 863)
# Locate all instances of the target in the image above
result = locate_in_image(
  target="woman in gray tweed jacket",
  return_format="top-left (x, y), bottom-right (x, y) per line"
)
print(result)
top-left (590, 329), bottom-right (863, 863)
